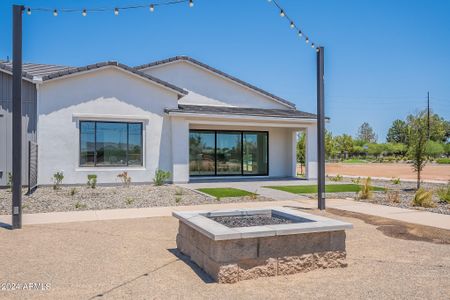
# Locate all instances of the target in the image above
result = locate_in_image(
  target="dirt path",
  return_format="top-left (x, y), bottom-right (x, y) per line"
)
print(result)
top-left (325, 163), bottom-right (450, 182)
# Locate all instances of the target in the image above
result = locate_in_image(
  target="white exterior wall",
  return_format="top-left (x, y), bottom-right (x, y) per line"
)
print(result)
top-left (141, 61), bottom-right (292, 109)
top-left (305, 125), bottom-right (318, 179)
top-left (37, 67), bottom-right (179, 185)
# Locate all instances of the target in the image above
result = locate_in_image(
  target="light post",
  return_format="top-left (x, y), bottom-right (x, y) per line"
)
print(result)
top-left (317, 47), bottom-right (325, 210)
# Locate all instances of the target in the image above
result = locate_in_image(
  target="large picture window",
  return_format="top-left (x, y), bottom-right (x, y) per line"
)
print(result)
top-left (80, 121), bottom-right (143, 167)
top-left (189, 130), bottom-right (268, 176)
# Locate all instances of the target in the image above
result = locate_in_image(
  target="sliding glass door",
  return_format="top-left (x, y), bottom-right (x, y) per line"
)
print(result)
top-left (189, 130), bottom-right (268, 176)
top-left (243, 132), bottom-right (268, 175)
top-left (189, 131), bottom-right (215, 176)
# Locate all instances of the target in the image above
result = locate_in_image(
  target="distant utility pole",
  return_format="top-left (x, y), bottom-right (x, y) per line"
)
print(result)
top-left (427, 91), bottom-right (430, 140)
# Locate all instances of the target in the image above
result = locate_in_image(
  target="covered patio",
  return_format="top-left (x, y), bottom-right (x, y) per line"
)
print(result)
top-left (167, 105), bottom-right (319, 183)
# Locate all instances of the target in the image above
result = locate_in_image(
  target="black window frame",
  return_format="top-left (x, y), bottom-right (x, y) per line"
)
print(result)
top-left (189, 129), bottom-right (269, 177)
top-left (79, 120), bottom-right (143, 167)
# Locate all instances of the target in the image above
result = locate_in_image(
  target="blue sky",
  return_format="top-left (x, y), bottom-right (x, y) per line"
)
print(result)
top-left (1, 0), bottom-right (449, 141)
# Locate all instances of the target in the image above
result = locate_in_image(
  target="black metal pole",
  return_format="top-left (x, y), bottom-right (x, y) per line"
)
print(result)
top-left (12, 4), bottom-right (23, 229)
top-left (317, 47), bottom-right (325, 210)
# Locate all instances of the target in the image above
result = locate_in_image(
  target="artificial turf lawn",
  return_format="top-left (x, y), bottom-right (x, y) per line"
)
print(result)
top-left (265, 184), bottom-right (385, 194)
top-left (197, 188), bottom-right (255, 198)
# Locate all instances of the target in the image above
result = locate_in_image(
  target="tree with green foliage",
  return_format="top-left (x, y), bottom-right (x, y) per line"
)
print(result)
top-left (357, 122), bottom-right (377, 143)
top-left (386, 119), bottom-right (409, 144)
top-left (408, 111), bottom-right (429, 189)
top-left (296, 132), bottom-right (306, 175)
top-left (325, 130), bottom-right (337, 159)
top-left (334, 134), bottom-right (354, 159)
top-left (406, 110), bottom-right (450, 143)
top-left (367, 143), bottom-right (385, 158)
top-left (425, 140), bottom-right (445, 158)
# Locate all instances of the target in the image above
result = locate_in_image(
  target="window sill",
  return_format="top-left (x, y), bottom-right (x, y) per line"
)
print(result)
top-left (75, 167), bottom-right (146, 172)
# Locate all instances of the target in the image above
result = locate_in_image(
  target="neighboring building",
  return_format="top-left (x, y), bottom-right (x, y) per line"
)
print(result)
top-left (0, 56), bottom-right (319, 185)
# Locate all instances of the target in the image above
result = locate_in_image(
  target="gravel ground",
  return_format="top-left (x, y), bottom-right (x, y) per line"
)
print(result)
top-left (307, 178), bottom-right (450, 215)
top-left (209, 214), bottom-right (296, 228)
top-left (0, 184), bottom-right (273, 215)
top-left (0, 212), bottom-right (449, 299)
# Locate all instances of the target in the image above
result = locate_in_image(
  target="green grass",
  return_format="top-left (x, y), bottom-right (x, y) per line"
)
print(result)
top-left (197, 188), bottom-right (255, 199)
top-left (436, 158), bottom-right (450, 164)
top-left (265, 184), bottom-right (385, 194)
top-left (342, 159), bottom-right (369, 164)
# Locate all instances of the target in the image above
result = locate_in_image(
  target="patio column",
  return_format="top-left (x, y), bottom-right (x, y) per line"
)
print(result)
top-left (305, 125), bottom-right (318, 179)
top-left (171, 118), bottom-right (189, 183)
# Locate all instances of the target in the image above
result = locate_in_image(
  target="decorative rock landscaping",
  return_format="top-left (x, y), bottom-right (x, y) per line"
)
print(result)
top-left (0, 184), bottom-right (273, 215)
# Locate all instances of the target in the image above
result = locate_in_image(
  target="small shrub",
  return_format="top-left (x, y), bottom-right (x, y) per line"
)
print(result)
top-left (358, 177), bottom-right (373, 200)
top-left (175, 196), bottom-right (181, 203)
top-left (386, 189), bottom-right (400, 203)
top-left (175, 187), bottom-right (183, 196)
top-left (153, 169), bottom-right (171, 186)
top-left (391, 177), bottom-right (401, 185)
top-left (436, 182), bottom-right (450, 204)
top-left (52, 171), bottom-right (64, 190)
top-left (249, 190), bottom-right (258, 200)
top-left (329, 174), bottom-right (344, 182)
top-left (351, 177), bottom-right (361, 185)
top-left (412, 188), bottom-right (435, 208)
top-left (7, 172), bottom-right (12, 192)
top-left (87, 174), bottom-right (97, 189)
top-left (75, 201), bottom-right (87, 209)
top-left (69, 188), bottom-right (77, 196)
top-left (117, 171), bottom-right (132, 187)
top-left (125, 197), bottom-right (135, 205)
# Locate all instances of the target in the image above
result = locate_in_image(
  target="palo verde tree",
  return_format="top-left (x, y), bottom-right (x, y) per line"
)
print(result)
top-left (407, 111), bottom-right (429, 189)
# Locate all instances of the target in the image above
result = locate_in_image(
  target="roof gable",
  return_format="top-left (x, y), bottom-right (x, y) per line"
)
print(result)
top-left (135, 56), bottom-right (295, 109)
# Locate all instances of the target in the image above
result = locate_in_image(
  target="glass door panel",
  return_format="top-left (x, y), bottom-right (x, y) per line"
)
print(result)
top-left (189, 131), bottom-right (216, 175)
top-left (216, 132), bottom-right (242, 175)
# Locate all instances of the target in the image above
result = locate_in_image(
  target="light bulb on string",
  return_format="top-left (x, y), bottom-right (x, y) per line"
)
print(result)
top-left (114, 8), bottom-right (119, 15)
top-left (311, 43), bottom-right (315, 48)
top-left (280, 10), bottom-right (285, 17)
top-left (290, 21), bottom-right (295, 29)
top-left (53, 9), bottom-right (58, 16)
top-left (298, 30), bottom-right (302, 37)
top-left (189, 0), bottom-right (194, 8)
top-left (305, 37), bottom-right (309, 44)
top-left (82, 9), bottom-right (87, 17)
top-left (149, 4), bottom-right (155, 12)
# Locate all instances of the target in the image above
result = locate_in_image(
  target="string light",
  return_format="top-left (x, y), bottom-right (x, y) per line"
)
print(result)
top-left (26, 7), bottom-right (31, 15)
top-left (114, 8), bottom-right (119, 15)
top-left (189, 0), bottom-right (194, 8)
top-left (150, 4), bottom-right (155, 12)
top-left (268, 0), bottom-right (319, 51)
top-left (53, 9), bottom-right (58, 16)
top-left (82, 9), bottom-right (87, 17)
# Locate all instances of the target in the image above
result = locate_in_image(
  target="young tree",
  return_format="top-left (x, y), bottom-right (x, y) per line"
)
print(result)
top-left (386, 119), bottom-right (409, 144)
top-left (408, 112), bottom-right (428, 189)
top-left (296, 132), bottom-right (306, 175)
top-left (357, 122), bottom-right (377, 143)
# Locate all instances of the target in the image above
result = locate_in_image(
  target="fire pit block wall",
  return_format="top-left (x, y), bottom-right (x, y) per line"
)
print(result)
top-left (173, 208), bottom-right (352, 283)
top-left (176, 221), bottom-right (348, 283)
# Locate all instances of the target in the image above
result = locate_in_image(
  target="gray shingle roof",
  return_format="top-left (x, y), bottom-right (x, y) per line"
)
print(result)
top-left (0, 61), bottom-right (75, 78)
top-left (135, 56), bottom-right (296, 109)
top-left (165, 105), bottom-right (318, 120)
top-left (0, 60), bottom-right (187, 96)
top-left (40, 61), bottom-right (187, 95)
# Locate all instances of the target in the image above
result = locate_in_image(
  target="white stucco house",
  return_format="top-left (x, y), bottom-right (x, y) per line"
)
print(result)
top-left (0, 56), bottom-right (319, 185)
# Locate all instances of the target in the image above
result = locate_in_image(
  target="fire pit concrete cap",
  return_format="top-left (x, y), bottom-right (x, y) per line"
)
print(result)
top-left (172, 207), bottom-right (353, 241)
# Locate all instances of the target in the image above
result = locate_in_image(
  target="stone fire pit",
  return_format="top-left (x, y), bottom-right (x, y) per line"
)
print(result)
top-left (173, 207), bottom-right (353, 283)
